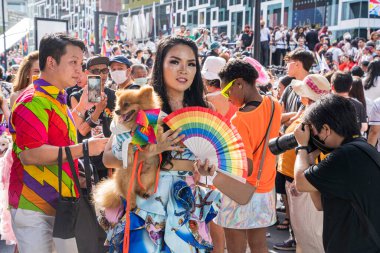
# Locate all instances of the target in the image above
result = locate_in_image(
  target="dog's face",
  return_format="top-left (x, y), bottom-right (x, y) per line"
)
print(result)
top-left (0, 134), bottom-right (11, 158)
top-left (114, 86), bottom-right (162, 130)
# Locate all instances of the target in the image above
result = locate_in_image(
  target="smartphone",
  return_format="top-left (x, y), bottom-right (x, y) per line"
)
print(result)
top-left (87, 75), bottom-right (102, 103)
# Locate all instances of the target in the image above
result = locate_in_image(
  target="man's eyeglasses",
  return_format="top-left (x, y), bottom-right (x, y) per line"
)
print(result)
top-left (89, 68), bottom-right (109, 75)
top-left (221, 79), bottom-right (236, 98)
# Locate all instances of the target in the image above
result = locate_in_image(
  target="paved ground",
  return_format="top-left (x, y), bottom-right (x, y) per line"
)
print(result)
top-left (1, 214), bottom-right (292, 253)
top-left (1, 197), bottom-right (293, 253)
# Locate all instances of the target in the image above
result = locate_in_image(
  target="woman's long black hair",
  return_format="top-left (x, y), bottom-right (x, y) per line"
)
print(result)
top-left (150, 36), bottom-right (208, 167)
top-left (364, 60), bottom-right (380, 90)
top-left (349, 77), bottom-right (367, 115)
top-left (151, 36), bottom-right (208, 114)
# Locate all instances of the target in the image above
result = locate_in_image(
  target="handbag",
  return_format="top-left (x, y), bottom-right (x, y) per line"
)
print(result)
top-left (75, 139), bottom-right (108, 253)
top-left (213, 97), bottom-right (276, 204)
top-left (53, 147), bottom-right (81, 253)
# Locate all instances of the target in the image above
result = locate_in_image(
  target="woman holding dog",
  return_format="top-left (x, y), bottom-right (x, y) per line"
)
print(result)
top-left (101, 36), bottom-right (220, 252)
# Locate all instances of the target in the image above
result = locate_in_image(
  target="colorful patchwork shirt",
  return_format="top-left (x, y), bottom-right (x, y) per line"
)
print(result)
top-left (9, 79), bottom-right (78, 215)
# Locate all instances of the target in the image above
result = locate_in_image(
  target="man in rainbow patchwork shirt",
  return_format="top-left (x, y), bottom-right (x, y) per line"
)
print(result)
top-left (9, 33), bottom-right (108, 253)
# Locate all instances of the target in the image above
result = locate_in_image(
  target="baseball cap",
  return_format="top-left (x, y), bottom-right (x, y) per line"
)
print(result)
top-left (201, 56), bottom-right (226, 81)
top-left (291, 74), bottom-right (331, 101)
top-left (86, 56), bottom-right (109, 69)
top-left (109, 55), bottom-right (132, 68)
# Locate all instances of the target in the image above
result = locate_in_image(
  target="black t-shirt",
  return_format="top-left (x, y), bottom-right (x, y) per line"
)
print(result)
top-left (241, 32), bottom-right (253, 48)
top-left (348, 97), bottom-right (367, 126)
top-left (305, 139), bottom-right (380, 253)
top-left (66, 85), bottom-right (81, 108)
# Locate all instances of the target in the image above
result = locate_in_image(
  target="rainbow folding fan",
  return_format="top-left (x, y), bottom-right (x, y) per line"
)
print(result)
top-left (163, 106), bottom-right (248, 183)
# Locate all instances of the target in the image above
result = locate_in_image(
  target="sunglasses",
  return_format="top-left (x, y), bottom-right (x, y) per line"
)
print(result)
top-left (221, 79), bottom-right (237, 98)
top-left (89, 68), bottom-right (109, 75)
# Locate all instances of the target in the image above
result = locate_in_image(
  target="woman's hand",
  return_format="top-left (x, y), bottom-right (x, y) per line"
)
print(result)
top-left (193, 159), bottom-right (216, 177)
top-left (143, 128), bottom-right (185, 156)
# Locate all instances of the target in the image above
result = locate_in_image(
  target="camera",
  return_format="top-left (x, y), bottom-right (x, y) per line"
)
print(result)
top-left (268, 125), bottom-right (318, 155)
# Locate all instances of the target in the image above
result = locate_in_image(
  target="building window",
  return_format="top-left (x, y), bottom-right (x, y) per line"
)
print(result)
top-left (229, 0), bottom-right (241, 5)
top-left (206, 9), bottom-right (211, 26)
top-left (193, 11), bottom-right (198, 25)
top-left (177, 13), bottom-right (181, 25)
top-left (216, 0), bottom-right (227, 8)
top-left (341, 1), bottom-right (368, 20)
top-left (182, 14), bottom-right (186, 23)
top-left (200, 11), bottom-right (205, 25)
top-left (199, 0), bottom-right (208, 4)
top-left (188, 13), bottom-right (192, 24)
top-left (189, 0), bottom-right (196, 7)
top-left (178, 0), bottom-right (183, 9)
top-left (245, 10), bottom-right (250, 26)
top-left (212, 10), bottom-right (217, 20)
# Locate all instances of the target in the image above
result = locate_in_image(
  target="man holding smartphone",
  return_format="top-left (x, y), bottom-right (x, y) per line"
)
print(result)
top-left (70, 55), bottom-right (116, 179)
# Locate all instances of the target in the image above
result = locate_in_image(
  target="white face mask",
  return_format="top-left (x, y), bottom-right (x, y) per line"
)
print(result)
top-left (134, 77), bottom-right (148, 86)
top-left (110, 70), bottom-right (127, 85)
top-left (143, 54), bottom-right (150, 59)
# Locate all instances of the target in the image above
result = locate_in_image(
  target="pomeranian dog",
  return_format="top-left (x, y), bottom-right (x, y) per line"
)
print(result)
top-left (93, 86), bottom-right (162, 212)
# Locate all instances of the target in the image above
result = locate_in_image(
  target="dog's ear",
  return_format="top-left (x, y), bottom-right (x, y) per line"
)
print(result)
top-left (138, 86), bottom-right (154, 100)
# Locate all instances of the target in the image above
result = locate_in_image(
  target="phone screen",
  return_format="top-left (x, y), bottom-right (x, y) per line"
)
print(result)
top-left (88, 75), bottom-right (102, 103)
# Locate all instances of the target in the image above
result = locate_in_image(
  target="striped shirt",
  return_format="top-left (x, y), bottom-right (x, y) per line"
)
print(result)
top-left (9, 79), bottom-right (78, 215)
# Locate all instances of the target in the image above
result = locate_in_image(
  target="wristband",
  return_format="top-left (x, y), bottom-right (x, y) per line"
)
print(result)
top-left (83, 139), bottom-right (89, 156)
top-left (86, 116), bottom-right (100, 128)
top-left (295, 146), bottom-right (309, 155)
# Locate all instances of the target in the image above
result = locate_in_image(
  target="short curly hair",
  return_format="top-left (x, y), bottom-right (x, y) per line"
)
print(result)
top-left (218, 59), bottom-right (259, 86)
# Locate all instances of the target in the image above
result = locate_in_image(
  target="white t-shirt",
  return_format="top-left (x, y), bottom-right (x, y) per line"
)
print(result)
top-left (327, 47), bottom-right (343, 63)
top-left (364, 77), bottom-right (380, 101)
top-left (274, 31), bottom-right (286, 49)
top-left (260, 28), bottom-right (271, 42)
top-left (368, 97), bottom-right (380, 151)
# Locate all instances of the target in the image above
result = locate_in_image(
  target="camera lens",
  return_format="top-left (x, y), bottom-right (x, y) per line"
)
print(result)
top-left (269, 133), bottom-right (299, 155)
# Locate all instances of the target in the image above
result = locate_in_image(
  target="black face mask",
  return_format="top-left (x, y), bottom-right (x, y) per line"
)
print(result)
top-left (310, 135), bottom-right (334, 155)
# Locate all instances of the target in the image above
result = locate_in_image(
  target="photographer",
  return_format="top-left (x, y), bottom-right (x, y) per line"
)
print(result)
top-left (274, 74), bottom-right (330, 252)
top-left (294, 94), bottom-right (380, 252)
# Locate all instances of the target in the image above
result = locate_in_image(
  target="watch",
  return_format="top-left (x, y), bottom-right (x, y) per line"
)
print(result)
top-left (295, 146), bottom-right (309, 154)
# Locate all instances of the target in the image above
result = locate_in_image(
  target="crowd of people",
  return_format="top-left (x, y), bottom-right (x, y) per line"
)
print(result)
top-left (0, 23), bottom-right (379, 253)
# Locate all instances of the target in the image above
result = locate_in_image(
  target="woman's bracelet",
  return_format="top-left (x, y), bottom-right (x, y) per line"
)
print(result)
top-left (86, 116), bottom-right (100, 128)
top-left (72, 108), bottom-right (85, 119)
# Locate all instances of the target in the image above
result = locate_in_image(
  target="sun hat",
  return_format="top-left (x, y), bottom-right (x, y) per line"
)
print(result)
top-left (201, 56), bottom-right (226, 81)
top-left (291, 74), bottom-right (331, 101)
top-left (244, 57), bottom-right (270, 85)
